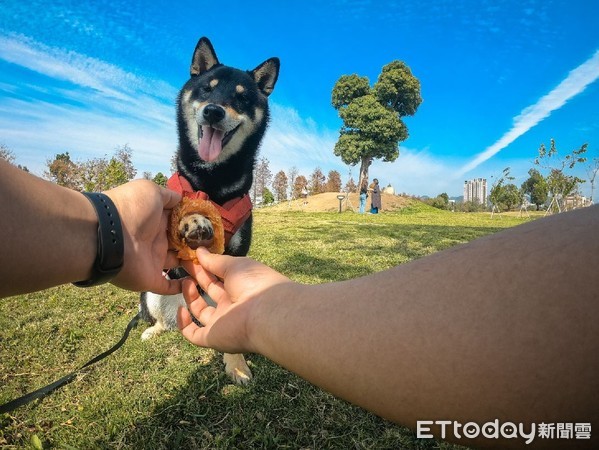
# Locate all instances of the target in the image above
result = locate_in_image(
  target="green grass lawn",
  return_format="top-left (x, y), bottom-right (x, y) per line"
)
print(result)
top-left (0, 204), bottom-right (534, 449)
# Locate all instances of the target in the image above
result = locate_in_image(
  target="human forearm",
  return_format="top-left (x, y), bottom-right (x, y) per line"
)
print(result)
top-left (249, 207), bottom-right (599, 448)
top-left (1, 160), bottom-right (182, 297)
top-left (0, 160), bottom-right (96, 296)
top-left (180, 207), bottom-right (598, 448)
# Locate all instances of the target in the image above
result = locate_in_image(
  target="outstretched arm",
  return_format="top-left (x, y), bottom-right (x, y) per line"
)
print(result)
top-left (179, 205), bottom-right (599, 449)
top-left (0, 159), bottom-right (182, 297)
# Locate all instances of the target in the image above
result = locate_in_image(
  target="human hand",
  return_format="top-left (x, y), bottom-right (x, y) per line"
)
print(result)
top-left (104, 180), bottom-right (182, 294)
top-left (177, 248), bottom-right (292, 354)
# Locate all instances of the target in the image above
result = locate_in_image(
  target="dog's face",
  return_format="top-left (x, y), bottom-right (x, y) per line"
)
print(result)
top-left (178, 37), bottom-right (279, 165)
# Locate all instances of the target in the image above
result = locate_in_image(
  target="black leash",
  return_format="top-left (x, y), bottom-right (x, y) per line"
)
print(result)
top-left (0, 312), bottom-right (140, 414)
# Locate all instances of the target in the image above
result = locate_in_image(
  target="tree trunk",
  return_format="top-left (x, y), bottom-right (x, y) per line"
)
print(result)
top-left (358, 156), bottom-right (372, 190)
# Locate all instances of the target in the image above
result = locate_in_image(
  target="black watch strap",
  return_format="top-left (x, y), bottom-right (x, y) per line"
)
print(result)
top-left (73, 193), bottom-right (124, 287)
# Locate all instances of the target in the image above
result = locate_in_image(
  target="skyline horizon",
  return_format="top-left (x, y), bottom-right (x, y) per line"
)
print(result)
top-left (1, 1), bottom-right (597, 198)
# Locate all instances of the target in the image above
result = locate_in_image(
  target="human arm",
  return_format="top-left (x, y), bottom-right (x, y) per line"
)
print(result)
top-left (178, 206), bottom-right (599, 449)
top-left (0, 159), bottom-right (181, 297)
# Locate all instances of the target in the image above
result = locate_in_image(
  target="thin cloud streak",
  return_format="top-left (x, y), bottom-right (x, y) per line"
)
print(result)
top-left (0, 34), bottom-right (180, 173)
top-left (457, 48), bottom-right (599, 177)
top-left (0, 33), bottom-right (178, 103)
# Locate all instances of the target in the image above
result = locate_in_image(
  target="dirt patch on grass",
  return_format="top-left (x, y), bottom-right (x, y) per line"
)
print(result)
top-left (264, 192), bottom-right (414, 213)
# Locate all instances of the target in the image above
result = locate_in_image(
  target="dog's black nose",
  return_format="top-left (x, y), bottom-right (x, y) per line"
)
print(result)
top-left (203, 104), bottom-right (225, 124)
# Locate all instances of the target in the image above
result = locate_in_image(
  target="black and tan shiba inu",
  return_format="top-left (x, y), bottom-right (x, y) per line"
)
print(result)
top-left (140, 37), bottom-right (279, 384)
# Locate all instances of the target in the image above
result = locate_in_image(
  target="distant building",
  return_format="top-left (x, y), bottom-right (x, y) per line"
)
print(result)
top-left (564, 194), bottom-right (592, 210)
top-left (463, 178), bottom-right (487, 206)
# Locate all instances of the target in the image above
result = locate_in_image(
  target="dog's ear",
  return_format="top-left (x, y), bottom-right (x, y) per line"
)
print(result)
top-left (190, 37), bottom-right (220, 76)
top-left (252, 57), bottom-right (280, 96)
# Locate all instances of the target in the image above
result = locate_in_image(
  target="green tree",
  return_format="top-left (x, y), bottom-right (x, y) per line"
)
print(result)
top-left (46, 152), bottom-right (81, 190)
top-left (425, 193), bottom-right (449, 210)
top-left (332, 61), bottom-right (422, 188)
top-left (262, 187), bottom-right (275, 205)
top-left (103, 158), bottom-right (130, 189)
top-left (498, 184), bottom-right (523, 211)
top-left (534, 139), bottom-right (587, 212)
top-left (153, 172), bottom-right (168, 187)
top-left (458, 200), bottom-right (485, 213)
top-left (331, 74), bottom-right (370, 109)
top-left (81, 146), bottom-right (136, 191)
top-left (80, 157), bottom-right (108, 191)
top-left (521, 168), bottom-right (548, 210)
top-left (489, 167), bottom-right (514, 212)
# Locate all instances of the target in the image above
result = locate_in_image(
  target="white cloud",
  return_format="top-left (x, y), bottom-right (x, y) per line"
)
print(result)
top-left (457, 48), bottom-right (599, 177)
top-left (0, 33), bottom-right (177, 102)
top-left (261, 104), bottom-right (342, 176)
top-left (0, 33), bottom-right (179, 174)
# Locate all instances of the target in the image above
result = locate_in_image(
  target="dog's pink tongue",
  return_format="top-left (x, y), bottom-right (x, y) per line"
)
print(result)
top-left (198, 126), bottom-right (224, 162)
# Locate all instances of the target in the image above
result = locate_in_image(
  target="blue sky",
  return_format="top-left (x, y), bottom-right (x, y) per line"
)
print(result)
top-left (1, 0), bottom-right (598, 197)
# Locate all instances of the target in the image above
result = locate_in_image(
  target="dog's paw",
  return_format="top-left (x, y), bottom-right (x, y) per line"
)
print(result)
top-left (223, 353), bottom-right (253, 385)
top-left (178, 214), bottom-right (214, 250)
top-left (141, 324), bottom-right (164, 340)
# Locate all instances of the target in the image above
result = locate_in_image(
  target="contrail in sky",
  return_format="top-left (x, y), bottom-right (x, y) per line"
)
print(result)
top-left (457, 49), bottom-right (599, 177)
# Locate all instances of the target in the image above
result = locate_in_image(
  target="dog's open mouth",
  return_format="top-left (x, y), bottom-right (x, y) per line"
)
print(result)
top-left (198, 125), bottom-right (239, 162)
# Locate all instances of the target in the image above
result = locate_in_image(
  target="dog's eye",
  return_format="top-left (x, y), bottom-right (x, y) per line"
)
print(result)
top-left (236, 92), bottom-right (249, 104)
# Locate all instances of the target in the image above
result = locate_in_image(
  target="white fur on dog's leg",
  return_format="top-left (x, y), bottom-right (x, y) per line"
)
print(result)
top-left (223, 353), bottom-right (252, 385)
top-left (141, 323), bottom-right (166, 341)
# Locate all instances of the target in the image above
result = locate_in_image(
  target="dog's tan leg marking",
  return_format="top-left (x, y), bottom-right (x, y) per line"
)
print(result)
top-left (223, 353), bottom-right (252, 385)
top-left (141, 322), bottom-right (166, 341)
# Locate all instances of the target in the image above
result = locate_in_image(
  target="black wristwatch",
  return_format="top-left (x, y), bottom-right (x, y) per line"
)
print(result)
top-left (73, 192), bottom-right (124, 287)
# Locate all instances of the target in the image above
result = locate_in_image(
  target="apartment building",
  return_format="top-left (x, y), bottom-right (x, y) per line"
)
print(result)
top-left (463, 178), bottom-right (487, 206)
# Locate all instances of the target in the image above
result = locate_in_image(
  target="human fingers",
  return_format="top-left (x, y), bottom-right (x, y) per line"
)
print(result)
top-left (182, 278), bottom-right (202, 305)
top-left (164, 250), bottom-right (180, 270)
top-left (150, 274), bottom-right (183, 296)
top-left (159, 185), bottom-right (181, 209)
top-left (177, 306), bottom-right (208, 347)
top-left (177, 305), bottom-right (193, 329)
top-left (181, 278), bottom-right (213, 324)
top-left (193, 247), bottom-right (235, 280)
top-left (182, 259), bottom-right (227, 305)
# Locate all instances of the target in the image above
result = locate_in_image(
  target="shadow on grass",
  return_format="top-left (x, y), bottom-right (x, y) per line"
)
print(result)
top-left (96, 354), bottom-right (447, 450)
top-left (87, 224), bottom-right (493, 449)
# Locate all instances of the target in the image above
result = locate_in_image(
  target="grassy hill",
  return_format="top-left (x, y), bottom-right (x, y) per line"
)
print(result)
top-left (265, 192), bottom-right (415, 213)
top-left (0, 207), bottom-right (533, 449)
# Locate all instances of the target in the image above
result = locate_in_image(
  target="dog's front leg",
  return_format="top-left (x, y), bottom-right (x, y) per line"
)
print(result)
top-left (223, 353), bottom-right (252, 384)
